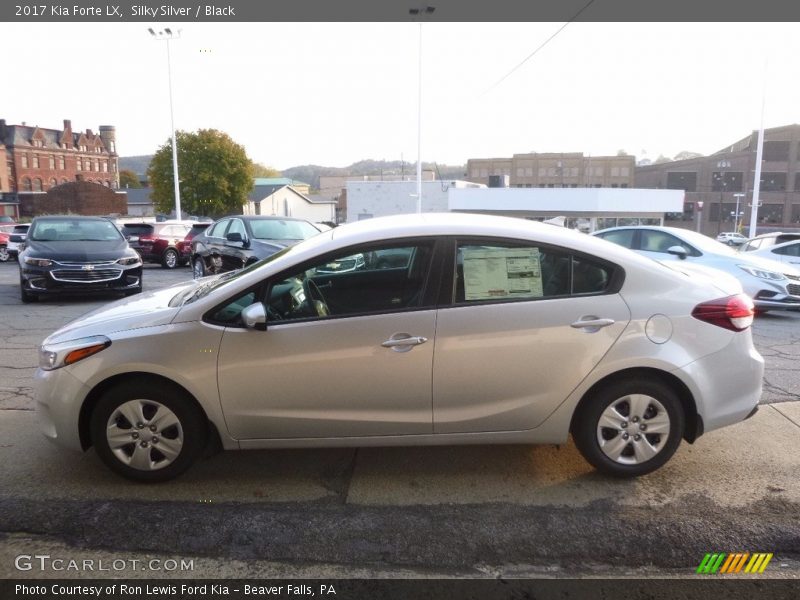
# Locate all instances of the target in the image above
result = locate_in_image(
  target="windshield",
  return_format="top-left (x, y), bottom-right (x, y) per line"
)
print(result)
top-left (170, 247), bottom-right (294, 306)
top-left (660, 228), bottom-right (738, 255)
top-left (250, 219), bottom-right (320, 241)
top-left (30, 219), bottom-right (124, 242)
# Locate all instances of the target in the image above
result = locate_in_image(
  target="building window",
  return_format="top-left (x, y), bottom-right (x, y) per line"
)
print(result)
top-left (102, 161), bottom-right (108, 172)
top-left (762, 141), bottom-right (790, 162)
top-left (611, 167), bottom-right (620, 177)
top-left (33, 178), bottom-right (42, 192)
top-left (712, 171), bottom-right (744, 192)
top-left (21, 177), bottom-right (32, 191)
top-left (61, 178), bottom-right (68, 184)
top-left (620, 167), bottom-right (630, 177)
top-left (48, 155), bottom-right (55, 169)
top-left (93, 160), bottom-right (99, 172)
top-left (49, 178), bottom-right (57, 188)
top-left (32, 155), bottom-right (40, 168)
top-left (621, 183), bottom-right (628, 188)
top-left (76, 158), bottom-right (82, 171)
top-left (538, 167), bottom-right (546, 177)
top-left (795, 173), bottom-right (800, 192)
top-left (21, 154), bottom-right (28, 168)
top-left (525, 167), bottom-right (533, 176)
top-left (517, 168), bottom-right (525, 177)
top-left (760, 172), bottom-right (787, 192)
top-left (58, 156), bottom-right (65, 170)
top-left (667, 172), bottom-right (698, 192)
top-left (480, 169), bottom-right (488, 178)
top-left (110, 141), bottom-right (115, 152)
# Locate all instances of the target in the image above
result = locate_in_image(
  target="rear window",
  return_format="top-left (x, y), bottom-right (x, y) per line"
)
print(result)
top-left (123, 224), bottom-right (154, 236)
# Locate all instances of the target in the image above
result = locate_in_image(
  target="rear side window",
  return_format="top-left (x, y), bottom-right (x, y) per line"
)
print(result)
top-left (772, 244), bottom-right (800, 257)
top-left (454, 241), bottom-right (615, 304)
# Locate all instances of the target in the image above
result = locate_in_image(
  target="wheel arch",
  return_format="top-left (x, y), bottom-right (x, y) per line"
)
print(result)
top-left (569, 367), bottom-right (702, 443)
top-left (78, 371), bottom-right (223, 453)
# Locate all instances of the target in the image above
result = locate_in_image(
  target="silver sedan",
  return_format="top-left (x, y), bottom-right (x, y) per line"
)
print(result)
top-left (35, 213), bottom-right (764, 481)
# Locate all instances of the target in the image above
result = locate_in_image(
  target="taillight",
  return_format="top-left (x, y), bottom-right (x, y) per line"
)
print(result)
top-left (691, 294), bottom-right (755, 331)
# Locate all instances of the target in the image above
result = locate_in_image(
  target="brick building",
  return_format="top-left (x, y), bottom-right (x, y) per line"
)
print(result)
top-left (466, 153), bottom-right (635, 189)
top-left (635, 124), bottom-right (800, 236)
top-left (0, 119), bottom-right (119, 218)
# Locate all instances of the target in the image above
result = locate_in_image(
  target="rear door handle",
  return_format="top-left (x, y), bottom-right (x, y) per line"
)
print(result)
top-left (381, 334), bottom-right (428, 352)
top-left (570, 317), bottom-right (615, 332)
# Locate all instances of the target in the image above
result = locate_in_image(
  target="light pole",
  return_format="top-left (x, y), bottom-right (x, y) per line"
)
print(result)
top-left (149, 27), bottom-right (182, 221)
top-left (409, 5), bottom-right (435, 214)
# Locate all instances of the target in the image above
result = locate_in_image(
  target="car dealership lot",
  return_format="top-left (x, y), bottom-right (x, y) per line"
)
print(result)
top-left (0, 261), bottom-right (798, 577)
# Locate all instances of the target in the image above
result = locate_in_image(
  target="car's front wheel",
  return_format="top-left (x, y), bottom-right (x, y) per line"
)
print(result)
top-left (0, 245), bottom-right (9, 262)
top-left (161, 248), bottom-right (179, 269)
top-left (192, 256), bottom-right (206, 279)
top-left (572, 378), bottom-right (684, 477)
top-left (90, 379), bottom-right (207, 482)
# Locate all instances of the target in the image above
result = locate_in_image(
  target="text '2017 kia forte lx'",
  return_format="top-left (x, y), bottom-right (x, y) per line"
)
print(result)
top-left (35, 214), bottom-right (763, 481)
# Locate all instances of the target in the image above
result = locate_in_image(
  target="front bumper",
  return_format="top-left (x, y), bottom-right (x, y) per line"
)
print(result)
top-left (21, 262), bottom-right (142, 295)
top-left (35, 367), bottom-right (90, 452)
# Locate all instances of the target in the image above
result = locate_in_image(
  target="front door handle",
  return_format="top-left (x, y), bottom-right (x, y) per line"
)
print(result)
top-left (570, 317), bottom-right (615, 333)
top-left (381, 333), bottom-right (428, 352)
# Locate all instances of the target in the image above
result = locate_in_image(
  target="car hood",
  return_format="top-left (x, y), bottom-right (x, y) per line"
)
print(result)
top-left (25, 239), bottom-right (133, 262)
top-left (43, 281), bottom-right (195, 344)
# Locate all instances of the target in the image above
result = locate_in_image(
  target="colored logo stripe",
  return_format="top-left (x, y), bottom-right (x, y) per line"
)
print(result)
top-left (697, 552), bottom-right (773, 574)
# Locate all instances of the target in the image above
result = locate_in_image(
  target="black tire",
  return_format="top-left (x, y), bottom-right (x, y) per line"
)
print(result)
top-left (193, 256), bottom-right (206, 279)
top-left (19, 272), bottom-right (36, 303)
top-left (90, 379), bottom-right (207, 482)
top-left (0, 245), bottom-right (9, 262)
top-left (161, 248), bottom-right (179, 269)
top-left (572, 377), bottom-right (684, 478)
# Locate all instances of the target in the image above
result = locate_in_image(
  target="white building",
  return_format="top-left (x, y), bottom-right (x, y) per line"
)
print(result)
top-left (346, 180), bottom-right (484, 222)
top-left (346, 181), bottom-right (683, 231)
top-left (245, 180), bottom-right (336, 223)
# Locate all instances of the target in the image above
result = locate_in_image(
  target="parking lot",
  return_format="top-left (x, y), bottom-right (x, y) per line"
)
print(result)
top-left (0, 261), bottom-right (798, 578)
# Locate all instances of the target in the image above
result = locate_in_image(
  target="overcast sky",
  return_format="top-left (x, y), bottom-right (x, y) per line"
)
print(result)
top-left (5, 22), bottom-right (799, 170)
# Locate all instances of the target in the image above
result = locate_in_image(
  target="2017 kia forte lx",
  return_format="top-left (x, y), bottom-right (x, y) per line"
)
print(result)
top-left (35, 214), bottom-right (764, 481)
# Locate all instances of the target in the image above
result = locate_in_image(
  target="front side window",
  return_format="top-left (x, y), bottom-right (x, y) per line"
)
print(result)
top-left (207, 220), bottom-right (229, 238)
top-left (596, 229), bottom-right (635, 248)
top-left (639, 230), bottom-right (697, 255)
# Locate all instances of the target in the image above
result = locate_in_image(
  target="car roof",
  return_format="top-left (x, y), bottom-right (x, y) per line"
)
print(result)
top-left (33, 215), bottom-right (110, 222)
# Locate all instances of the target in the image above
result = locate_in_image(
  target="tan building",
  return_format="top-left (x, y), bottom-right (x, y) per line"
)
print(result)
top-left (467, 153), bottom-right (634, 189)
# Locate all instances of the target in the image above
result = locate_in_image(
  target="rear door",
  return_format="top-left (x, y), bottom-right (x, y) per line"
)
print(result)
top-left (432, 238), bottom-right (630, 433)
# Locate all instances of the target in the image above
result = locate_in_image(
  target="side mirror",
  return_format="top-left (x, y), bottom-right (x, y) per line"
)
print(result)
top-left (667, 245), bottom-right (688, 260)
top-left (226, 232), bottom-right (249, 247)
top-left (241, 303), bottom-right (267, 331)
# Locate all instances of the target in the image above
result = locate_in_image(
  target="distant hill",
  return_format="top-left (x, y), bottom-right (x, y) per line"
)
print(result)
top-left (119, 155), bottom-right (153, 179)
top-left (118, 156), bottom-right (467, 190)
top-left (283, 160), bottom-right (467, 189)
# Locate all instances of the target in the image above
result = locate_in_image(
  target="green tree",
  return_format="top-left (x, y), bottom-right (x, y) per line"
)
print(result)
top-left (251, 162), bottom-right (281, 178)
top-left (147, 129), bottom-right (254, 217)
top-left (119, 169), bottom-right (142, 188)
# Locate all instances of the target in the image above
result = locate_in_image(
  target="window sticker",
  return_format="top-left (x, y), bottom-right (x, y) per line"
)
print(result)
top-left (462, 247), bottom-right (543, 301)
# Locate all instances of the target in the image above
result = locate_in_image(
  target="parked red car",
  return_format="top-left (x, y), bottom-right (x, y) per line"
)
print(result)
top-left (122, 221), bottom-right (195, 269)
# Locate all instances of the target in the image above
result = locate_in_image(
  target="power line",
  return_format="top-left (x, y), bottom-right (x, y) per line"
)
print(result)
top-left (482, 0), bottom-right (597, 96)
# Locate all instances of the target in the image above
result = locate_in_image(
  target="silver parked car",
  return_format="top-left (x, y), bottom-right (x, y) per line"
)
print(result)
top-left (36, 214), bottom-right (763, 481)
top-left (744, 239), bottom-right (800, 268)
top-left (593, 226), bottom-right (800, 311)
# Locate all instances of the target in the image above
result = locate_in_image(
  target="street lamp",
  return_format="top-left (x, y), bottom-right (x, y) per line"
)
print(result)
top-left (149, 27), bottom-right (183, 221)
top-left (409, 5), bottom-right (435, 213)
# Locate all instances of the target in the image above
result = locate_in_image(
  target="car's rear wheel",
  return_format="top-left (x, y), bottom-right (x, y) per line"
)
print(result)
top-left (161, 248), bottom-right (179, 269)
top-left (90, 379), bottom-right (207, 482)
top-left (0, 245), bottom-right (9, 262)
top-left (193, 256), bottom-right (206, 279)
top-left (573, 378), bottom-right (684, 477)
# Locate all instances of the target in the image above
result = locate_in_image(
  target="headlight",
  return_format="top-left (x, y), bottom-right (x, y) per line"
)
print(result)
top-left (737, 264), bottom-right (786, 281)
top-left (24, 257), bottom-right (52, 267)
top-left (39, 336), bottom-right (111, 371)
top-left (117, 256), bottom-right (141, 266)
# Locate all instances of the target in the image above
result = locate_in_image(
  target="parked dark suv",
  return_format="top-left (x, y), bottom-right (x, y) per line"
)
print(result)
top-left (19, 215), bottom-right (142, 302)
top-left (122, 221), bottom-right (194, 268)
top-left (191, 215), bottom-right (320, 278)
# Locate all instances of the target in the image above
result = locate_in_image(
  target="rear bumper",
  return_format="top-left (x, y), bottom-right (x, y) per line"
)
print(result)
top-left (675, 335), bottom-right (764, 435)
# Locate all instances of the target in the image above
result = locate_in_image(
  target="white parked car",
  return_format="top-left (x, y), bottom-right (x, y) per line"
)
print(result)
top-left (745, 239), bottom-right (800, 268)
top-left (36, 214), bottom-right (764, 481)
top-left (716, 231), bottom-right (748, 246)
top-left (593, 226), bottom-right (800, 312)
